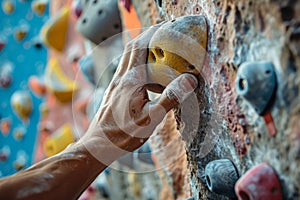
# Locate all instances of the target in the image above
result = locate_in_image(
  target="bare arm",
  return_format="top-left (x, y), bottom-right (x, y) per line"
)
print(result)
top-left (0, 23), bottom-right (198, 200)
top-left (0, 143), bottom-right (104, 200)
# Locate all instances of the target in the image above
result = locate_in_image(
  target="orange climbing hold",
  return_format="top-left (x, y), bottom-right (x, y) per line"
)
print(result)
top-left (28, 76), bottom-right (47, 96)
top-left (0, 119), bottom-right (11, 135)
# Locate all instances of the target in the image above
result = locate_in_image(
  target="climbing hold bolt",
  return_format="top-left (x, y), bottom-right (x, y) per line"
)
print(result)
top-left (205, 159), bottom-right (239, 198)
top-left (147, 15), bottom-right (207, 88)
top-left (235, 162), bottom-right (283, 200)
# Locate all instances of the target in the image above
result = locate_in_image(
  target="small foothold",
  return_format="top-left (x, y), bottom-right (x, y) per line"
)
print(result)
top-left (120, 0), bottom-right (131, 12)
top-left (15, 28), bottom-right (28, 41)
top-left (66, 44), bottom-right (82, 63)
top-left (147, 15), bottom-right (208, 88)
top-left (0, 118), bottom-right (11, 135)
top-left (14, 151), bottom-right (27, 171)
top-left (205, 159), bottom-right (239, 198)
top-left (78, 55), bottom-right (95, 85)
top-left (32, 36), bottom-right (43, 49)
top-left (235, 61), bottom-right (277, 115)
top-left (44, 124), bottom-right (75, 157)
top-left (39, 103), bottom-right (49, 118)
top-left (0, 146), bottom-right (10, 162)
top-left (13, 127), bottom-right (26, 141)
top-left (11, 91), bottom-right (33, 120)
top-left (0, 74), bottom-right (12, 88)
top-left (76, 0), bottom-right (122, 44)
top-left (28, 76), bottom-right (46, 96)
top-left (0, 40), bottom-right (6, 52)
top-left (71, 0), bottom-right (83, 18)
top-left (2, 0), bottom-right (15, 14)
top-left (0, 62), bottom-right (13, 88)
top-left (235, 163), bottom-right (283, 200)
top-left (31, 0), bottom-right (47, 15)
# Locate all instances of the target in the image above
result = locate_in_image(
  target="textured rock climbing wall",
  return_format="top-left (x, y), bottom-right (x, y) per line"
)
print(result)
top-left (140, 0), bottom-right (300, 199)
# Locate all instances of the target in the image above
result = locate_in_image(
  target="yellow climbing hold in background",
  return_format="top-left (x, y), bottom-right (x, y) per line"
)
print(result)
top-left (45, 58), bottom-right (78, 103)
top-left (2, 1), bottom-right (14, 14)
top-left (14, 29), bottom-right (28, 41)
top-left (40, 6), bottom-right (70, 52)
top-left (44, 124), bottom-right (75, 157)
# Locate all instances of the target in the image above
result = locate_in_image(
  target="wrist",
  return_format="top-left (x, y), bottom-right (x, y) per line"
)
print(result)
top-left (75, 135), bottom-right (130, 167)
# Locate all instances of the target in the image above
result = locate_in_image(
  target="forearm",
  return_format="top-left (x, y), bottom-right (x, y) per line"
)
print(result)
top-left (0, 142), bottom-right (106, 200)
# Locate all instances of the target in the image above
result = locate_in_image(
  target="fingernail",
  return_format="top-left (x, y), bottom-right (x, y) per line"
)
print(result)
top-left (179, 74), bottom-right (198, 92)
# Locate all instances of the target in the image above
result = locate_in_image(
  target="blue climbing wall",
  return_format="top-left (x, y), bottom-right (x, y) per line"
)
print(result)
top-left (0, 0), bottom-right (49, 177)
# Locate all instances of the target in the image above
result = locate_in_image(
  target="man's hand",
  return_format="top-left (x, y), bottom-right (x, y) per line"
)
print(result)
top-left (79, 24), bottom-right (199, 165)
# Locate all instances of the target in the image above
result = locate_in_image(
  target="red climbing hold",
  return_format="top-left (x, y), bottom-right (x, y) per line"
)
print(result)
top-left (0, 41), bottom-right (5, 52)
top-left (235, 162), bottom-right (283, 200)
top-left (120, 0), bottom-right (131, 12)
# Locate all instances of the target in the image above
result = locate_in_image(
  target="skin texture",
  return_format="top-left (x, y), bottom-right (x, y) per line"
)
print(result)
top-left (0, 23), bottom-right (198, 200)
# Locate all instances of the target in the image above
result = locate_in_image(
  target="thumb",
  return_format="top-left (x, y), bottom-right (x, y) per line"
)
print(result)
top-left (158, 73), bottom-right (198, 113)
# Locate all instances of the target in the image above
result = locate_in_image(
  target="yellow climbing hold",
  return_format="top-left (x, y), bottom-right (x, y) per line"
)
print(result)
top-left (32, 0), bottom-right (47, 15)
top-left (2, 1), bottom-right (14, 14)
top-left (11, 91), bottom-right (33, 121)
top-left (40, 6), bottom-right (70, 52)
top-left (44, 124), bottom-right (75, 157)
top-left (45, 58), bottom-right (78, 103)
top-left (147, 15), bottom-right (208, 87)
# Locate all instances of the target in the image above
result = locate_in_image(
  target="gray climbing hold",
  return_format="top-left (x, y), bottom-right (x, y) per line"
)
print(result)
top-left (205, 159), bottom-right (239, 199)
top-left (76, 0), bottom-right (122, 44)
top-left (235, 61), bottom-right (277, 115)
